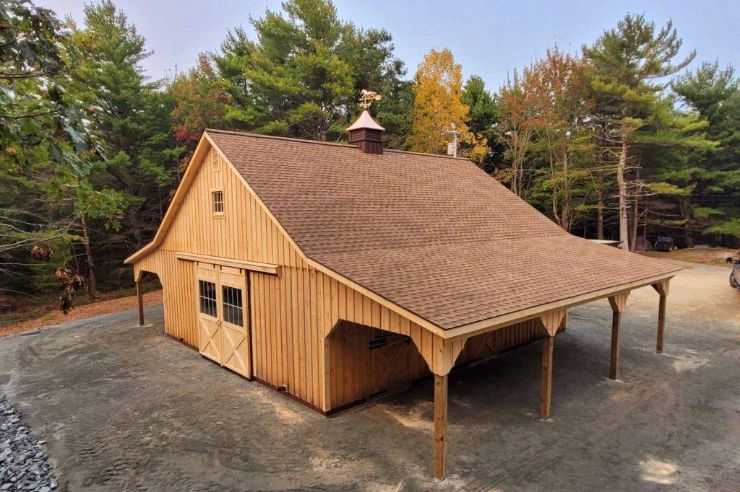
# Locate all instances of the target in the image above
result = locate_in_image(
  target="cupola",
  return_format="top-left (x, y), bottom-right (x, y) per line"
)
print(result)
top-left (346, 90), bottom-right (385, 154)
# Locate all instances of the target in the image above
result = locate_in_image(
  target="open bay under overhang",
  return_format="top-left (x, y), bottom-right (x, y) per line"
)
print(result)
top-left (426, 275), bottom-right (673, 480)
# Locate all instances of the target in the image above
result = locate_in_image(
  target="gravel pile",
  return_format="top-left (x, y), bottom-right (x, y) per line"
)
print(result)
top-left (0, 396), bottom-right (57, 491)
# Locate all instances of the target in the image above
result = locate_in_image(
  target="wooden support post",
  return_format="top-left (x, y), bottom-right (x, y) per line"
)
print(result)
top-left (538, 309), bottom-right (566, 421)
top-left (652, 280), bottom-right (670, 353)
top-left (607, 291), bottom-right (629, 380)
top-left (434, 373), bottom-right (448, 480)
top-left (656, 293), bottom-right (666, 353)
top-left (609, 310), bottom-right (621, 380)
top-left (136, 279), bottom-right (145, 327)
top-left (540, 334), bottom-right (554, 420)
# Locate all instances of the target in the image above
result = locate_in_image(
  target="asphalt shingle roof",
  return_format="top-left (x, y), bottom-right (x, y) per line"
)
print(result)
top-left (207, 129), bottom-right (680, 330)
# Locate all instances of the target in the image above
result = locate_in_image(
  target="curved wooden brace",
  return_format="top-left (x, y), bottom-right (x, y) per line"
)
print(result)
top-left (608, 290), bottom-right (631, 313)
top-left (409, 332), bottom-right (468, 377)
top-left (651, 278), bottom-right (669, 296)
top-left (539, 309), bottom-right (567, 337)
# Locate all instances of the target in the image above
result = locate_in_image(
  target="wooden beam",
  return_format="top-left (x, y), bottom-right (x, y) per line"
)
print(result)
top-left (652, 280), bottom-right (669, 353)
top-left (540, 334), bottom-right (554, 420)
top-left (607, 290), bottom-right (629, 380)
top-left (434, 373), bottom-right (448, 480)
top-left (136, 280), bottom-right (145, 327)
top-left (174, 252), bottom-right (278, 275)
top-left (609, 310), bottom-right (621, 380)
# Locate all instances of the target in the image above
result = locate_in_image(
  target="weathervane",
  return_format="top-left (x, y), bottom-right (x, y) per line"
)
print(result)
top-left (359, 89), bottom-right (382, 110)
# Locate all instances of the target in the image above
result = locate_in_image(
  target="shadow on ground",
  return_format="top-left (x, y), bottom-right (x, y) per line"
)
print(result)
top-left (0, 266), bottom-right (738, 491)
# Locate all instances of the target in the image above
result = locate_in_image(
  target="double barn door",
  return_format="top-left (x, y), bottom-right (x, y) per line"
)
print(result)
top-left (196, 263), bottom-right (252, 378)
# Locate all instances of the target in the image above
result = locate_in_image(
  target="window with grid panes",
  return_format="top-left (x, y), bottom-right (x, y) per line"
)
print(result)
top-left (212, 191), bottom-right (224, 213)
top-left (199, 280), bottom-right (217, 316)
top-left (222, 285), bottom-right (243, 326)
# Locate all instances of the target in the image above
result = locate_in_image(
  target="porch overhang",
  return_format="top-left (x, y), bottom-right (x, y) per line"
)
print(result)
top-left (442, 271), bottom-right (679, 342)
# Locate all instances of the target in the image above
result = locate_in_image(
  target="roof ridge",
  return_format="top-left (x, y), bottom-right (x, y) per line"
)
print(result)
top-left (205, 128), bottom-right (471, 161)
top-left (205, 128), bottom-right (358, 149)
top-left (383, 148), bottom-right (470, 161)
top-left (203, 128), bottom-right (357, 149)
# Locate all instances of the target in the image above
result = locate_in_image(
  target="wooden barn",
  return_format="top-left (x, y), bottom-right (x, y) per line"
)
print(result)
top-left (125, 108), bottom-right (680, 479)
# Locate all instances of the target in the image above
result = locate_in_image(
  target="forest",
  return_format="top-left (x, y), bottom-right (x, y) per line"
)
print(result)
top-left (1, 0), bottom-right (738, 311)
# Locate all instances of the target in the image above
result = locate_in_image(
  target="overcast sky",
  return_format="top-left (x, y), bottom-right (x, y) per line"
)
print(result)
top-left (39, 0), bottom-right (740, 89)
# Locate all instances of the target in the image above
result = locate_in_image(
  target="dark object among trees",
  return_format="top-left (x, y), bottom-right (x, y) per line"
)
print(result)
top-left (654, 237), bottom-right (675, 252)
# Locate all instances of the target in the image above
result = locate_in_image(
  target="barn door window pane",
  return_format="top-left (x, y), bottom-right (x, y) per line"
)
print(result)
top-left (199, 280), bottom-right (217, 317)
top-left (212, 191), bottom-right (224, 213)
top-left (222, 286), bottom-right (243, 326)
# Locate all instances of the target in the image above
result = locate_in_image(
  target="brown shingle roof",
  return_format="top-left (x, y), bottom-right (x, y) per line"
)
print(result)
top-left (207, 129), bottom-right (680, 330)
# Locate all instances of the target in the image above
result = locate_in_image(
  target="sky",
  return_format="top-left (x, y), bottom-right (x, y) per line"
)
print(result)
top-left (38, 0), bottom-right (740, 90)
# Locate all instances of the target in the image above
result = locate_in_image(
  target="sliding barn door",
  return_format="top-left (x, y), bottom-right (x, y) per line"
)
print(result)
top-left (219, 267), bottom-right (251, 378)
top-left (195, 263), bottom-right (252, 379)
top-left (196, 265), bottom-right (222, 364)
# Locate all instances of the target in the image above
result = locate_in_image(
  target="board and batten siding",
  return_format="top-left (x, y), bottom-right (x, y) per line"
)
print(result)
top-left (132, 143), bottom-right (561, 412)
top-left (325, 317), bottom-right (560, 410)
top-left (131, 144), bottom-right (362, 410)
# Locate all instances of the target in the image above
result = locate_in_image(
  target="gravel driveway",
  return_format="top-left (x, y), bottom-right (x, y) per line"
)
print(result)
top-left (0, 263), bottom-right (738, 490)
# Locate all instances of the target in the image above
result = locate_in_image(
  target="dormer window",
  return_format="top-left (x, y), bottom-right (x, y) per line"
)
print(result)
top-left (212, 190), bottom-right (224, 214)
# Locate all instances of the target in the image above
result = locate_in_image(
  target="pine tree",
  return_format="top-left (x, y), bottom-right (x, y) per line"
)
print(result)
top-left (64, 0), bottom-right (181, 292)
top-left (461, 75), bottom-right (499, 167)
top-left (584, 14), bottom-right (696, 250)
top-left (672, 62), bottom-right (740, 244)
top-left (216, 0), bottom-right (353, 140)
top-left (214, 0), bottom-right (406, 142)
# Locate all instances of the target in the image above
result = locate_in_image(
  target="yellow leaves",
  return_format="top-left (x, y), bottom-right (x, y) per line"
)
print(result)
top-left (464, 134), bottom-right (489, 164)
top-left (407, 49), bottom-right (471, 154)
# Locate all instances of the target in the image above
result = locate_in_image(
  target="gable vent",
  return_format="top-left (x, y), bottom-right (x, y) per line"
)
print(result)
top-left (211, 149), bottom-right (220, 169)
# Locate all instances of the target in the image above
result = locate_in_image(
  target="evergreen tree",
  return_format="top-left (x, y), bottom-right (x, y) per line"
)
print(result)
top-left (214, 0), bottom-right (407, 142)
top-left (584, 14), bottom-right (696, 250)
top-left (461, 75), bottom-right (500, 168)
top-left (64, 1), bottom-right (182, 291)
top-left (672, 62), bottom-right (740, 244)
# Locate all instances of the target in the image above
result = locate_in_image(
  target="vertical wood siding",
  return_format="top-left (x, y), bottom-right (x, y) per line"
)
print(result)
top-left (132, 145), bottom-right (563, 413)
top-left (325, 317), bottom-right (561, 410)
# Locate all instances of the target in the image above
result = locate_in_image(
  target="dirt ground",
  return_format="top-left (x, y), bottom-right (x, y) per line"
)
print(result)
top-left (0, 262), bottom-right (738, 490)
top-left (0, 290), bottom-right (162, 339)
top-left (641, 247), bottom-right (738, 267)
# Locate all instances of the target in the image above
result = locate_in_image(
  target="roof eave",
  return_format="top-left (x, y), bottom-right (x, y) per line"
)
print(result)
top-left (441, 269), bottom-right (681, 341)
